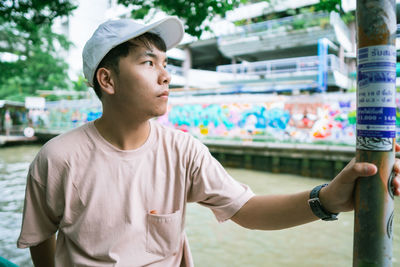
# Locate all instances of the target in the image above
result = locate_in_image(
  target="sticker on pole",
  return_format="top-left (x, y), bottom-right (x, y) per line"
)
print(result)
top-left (356, 45), bottom-right (396, 151)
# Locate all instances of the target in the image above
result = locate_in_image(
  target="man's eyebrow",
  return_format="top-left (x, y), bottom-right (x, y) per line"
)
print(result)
top-left (139, 50), bottom-right (168, 63)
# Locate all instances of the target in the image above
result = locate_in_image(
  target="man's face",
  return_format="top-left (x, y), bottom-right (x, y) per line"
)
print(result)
top-left (109, 42), bottom-right (171, 119)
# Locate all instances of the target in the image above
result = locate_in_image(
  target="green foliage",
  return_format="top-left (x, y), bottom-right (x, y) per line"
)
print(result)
top-left (315, 0), bottom-right (343, 15)
top-left (341, 11), bottom-right (355, 24)
top-left (291, 19), bottom-right (306, 30)
top-left (0, 0), bottom-right (77, 32)
top-left (0, 0), bottom-right (77, 100)
top-left (72, 75), bottom-right (89, 92)
top-left (118, 0), bottom-right (249, 38)
top-left (318, 17), bottom-right (330, 28)
top-left (299, 6), bottom-right (316, 14)
top-left (0, 45), bottom-right (70, 100)
top-left (315, 0), bottom-right (355, 25)
top-left (0, 0), bottom-right (77, 52)
top-left (233, 19), bottom-right (248, 27)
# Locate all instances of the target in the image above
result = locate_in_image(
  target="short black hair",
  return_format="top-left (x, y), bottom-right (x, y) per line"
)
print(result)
top-left (93, 32), bottom-right (167, 99)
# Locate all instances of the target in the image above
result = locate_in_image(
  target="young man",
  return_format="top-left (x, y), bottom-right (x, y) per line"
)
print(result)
top-left (17, 17), bottom-right (400, 267)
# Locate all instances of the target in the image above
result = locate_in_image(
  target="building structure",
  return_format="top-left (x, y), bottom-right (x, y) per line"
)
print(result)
top-left (171, 0), bottom-right (400, 95)
top-left (174, 0), bottom-right (356, 95)
top-left (0, 100), bottom-right (27, 134)
top-left (54, 0), bottom-right (400, 95)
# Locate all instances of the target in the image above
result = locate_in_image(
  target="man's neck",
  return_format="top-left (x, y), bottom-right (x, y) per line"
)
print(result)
top-left (94, 114), bottom-right (151, 151)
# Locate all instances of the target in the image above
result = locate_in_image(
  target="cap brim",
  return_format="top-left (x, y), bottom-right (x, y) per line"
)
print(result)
top-left (116, 16), bottom-right (184, 51)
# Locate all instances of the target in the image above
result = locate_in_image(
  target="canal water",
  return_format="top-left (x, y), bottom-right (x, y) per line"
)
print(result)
top-left (0, 145), bottom-right (399, 267)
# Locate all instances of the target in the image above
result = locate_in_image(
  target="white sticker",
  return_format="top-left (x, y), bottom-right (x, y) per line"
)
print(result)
top-left (356, 45), bottom-right (396, 151)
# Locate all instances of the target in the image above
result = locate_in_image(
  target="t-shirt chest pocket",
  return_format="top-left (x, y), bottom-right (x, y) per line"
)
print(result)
top-left (146, 210), bottom-right (182, 257)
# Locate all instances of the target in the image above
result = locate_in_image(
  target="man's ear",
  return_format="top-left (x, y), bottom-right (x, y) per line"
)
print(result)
top-left (97, 67), bottom-right (115, 95)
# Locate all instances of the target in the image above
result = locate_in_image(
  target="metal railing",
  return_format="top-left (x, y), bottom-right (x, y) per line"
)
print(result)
top-left (219, 12), bottom-right (330, 39)
top-left (216, 54), bottom-right (348, 78)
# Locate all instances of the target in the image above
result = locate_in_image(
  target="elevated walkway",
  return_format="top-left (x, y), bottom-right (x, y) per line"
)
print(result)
top-left (170, 80), bottom-right (317, 96)
top-left (169, 54), bottom-right (350, 95)
top-left (217, 12), bottom-right (352, 60)
top-left (168, 65), bottom-right (238, 89)
top-left (216, 54), bottom-right (349, 89)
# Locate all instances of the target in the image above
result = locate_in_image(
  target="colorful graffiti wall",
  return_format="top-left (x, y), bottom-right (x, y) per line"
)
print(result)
top-left (156, 93), bottom-right (371, 146)
top-left (40, 93), bottom-right (400, 146)
top-left (33, 99), bottom-right (102, 131)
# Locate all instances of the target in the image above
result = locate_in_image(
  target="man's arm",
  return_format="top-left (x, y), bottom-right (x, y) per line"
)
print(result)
top-left (29, 234), bottom-right (56, 267)
top-left (232, 146), bottom-right (400, 230)
top-left (231, 191), bottom-right (316, 230)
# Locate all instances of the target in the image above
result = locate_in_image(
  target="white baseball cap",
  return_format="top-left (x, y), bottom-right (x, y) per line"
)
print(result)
top-left (82, 16), bottom-right (184, 87)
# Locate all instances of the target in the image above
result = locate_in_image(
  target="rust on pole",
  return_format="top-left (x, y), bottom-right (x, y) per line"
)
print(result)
top-left (354, 0), bottom-right (396, 266)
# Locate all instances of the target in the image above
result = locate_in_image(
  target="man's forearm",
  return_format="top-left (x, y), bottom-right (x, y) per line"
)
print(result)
top-left (30, 234), bottom-right (56, 267)
top-left (231, 191), bottom-right (318, 230)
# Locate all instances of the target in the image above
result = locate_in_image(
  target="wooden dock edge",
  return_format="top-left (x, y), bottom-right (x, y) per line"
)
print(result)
top-left (203, 140), bottom-right (356, 180)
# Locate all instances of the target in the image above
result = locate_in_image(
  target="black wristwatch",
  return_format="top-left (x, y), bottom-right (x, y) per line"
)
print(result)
top-left (308, 183), bottom-right (339, 221)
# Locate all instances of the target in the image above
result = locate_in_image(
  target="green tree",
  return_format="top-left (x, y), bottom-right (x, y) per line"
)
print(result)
top-left (73, 75), bottom-right (89, 92)
top-left (315, 0), bottom-right (344, 15)
top-left (315, 0), bottom-right (355, 24)
top-left (0, 0), bottom-right (76, 50)
top-left (118, 0), bottom-right (249, 38)
top-left (0, 0), bottom-right (77, 100)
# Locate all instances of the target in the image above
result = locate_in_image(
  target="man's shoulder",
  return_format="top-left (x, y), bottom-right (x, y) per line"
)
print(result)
top-left (153, 120), bottom-right (197, 143)
top-left (152, 120), bottom-right (206, 152)
top-left (29, 123), bottom-right (93, 182)
top-left (38, 123), bottom-right (92, 160)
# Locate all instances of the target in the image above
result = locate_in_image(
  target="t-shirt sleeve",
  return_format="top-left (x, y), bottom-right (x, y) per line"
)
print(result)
top-left (17, 173), bottom-right (60, 248)
top-left (17, 149), bottom-right (63, 248)
top-left (187, 140), bottom-right (255, 222)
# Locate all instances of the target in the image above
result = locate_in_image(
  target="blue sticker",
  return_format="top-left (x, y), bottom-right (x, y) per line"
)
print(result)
top-left (357, 107), bottom-right (396, 125)
top-left (356, 45), bottom-right (396, 151)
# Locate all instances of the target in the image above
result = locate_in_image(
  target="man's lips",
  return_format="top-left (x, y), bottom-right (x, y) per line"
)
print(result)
top-left (158, 91), bottom-right (169, 97)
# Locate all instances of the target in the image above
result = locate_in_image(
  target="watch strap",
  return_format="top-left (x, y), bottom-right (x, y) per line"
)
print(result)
top-left (308, 183), bottom-right (339, 221)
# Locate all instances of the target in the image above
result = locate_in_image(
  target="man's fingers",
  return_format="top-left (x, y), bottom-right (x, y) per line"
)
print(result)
top-left (393, 175), bottom-right (400, 196)
top-left (393, 158), bottom-right (400, 173)
top-left (347, 156), bottom-right (400, 196)
top-left (351, 162), bottom-right (377, 177)
top-left (393, 158), bottom-right (400, 196)
top-left (395, 143), bottom-right (400, 152)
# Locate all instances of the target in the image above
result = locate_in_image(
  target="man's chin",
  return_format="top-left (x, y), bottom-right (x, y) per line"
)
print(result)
top-left (150, 109), bottom-right (167, 119)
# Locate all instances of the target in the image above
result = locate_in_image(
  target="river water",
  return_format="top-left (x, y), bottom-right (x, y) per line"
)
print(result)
top-left (0, 145), bottom-right (399, 267)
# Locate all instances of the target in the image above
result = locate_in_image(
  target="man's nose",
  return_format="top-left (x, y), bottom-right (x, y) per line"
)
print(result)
top-left (158, 67), bottom-right (171, 85)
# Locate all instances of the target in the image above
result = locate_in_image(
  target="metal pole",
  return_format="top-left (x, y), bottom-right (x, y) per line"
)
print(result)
top-left (354, 1), bottom-right (396, 266)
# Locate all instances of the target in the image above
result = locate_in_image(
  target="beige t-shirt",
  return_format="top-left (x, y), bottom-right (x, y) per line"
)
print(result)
top-left (17, 120), bottom-right (254, 266)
